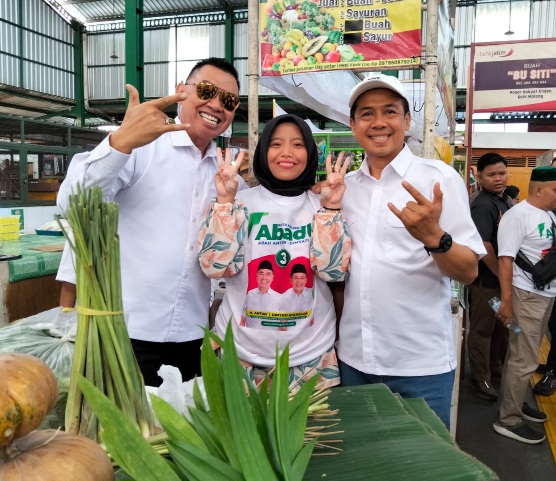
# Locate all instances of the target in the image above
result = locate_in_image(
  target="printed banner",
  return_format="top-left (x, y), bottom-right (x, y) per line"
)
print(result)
top-left (240, 212), bottom-right (315, 331)
top-left (473, 40), bottom-right (556, 112)
top-left (260, 0), bottom-right (422, 76)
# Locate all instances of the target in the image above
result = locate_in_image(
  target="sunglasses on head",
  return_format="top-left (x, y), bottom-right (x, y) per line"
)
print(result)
top-left (185, 80), bottom-right (240, 112)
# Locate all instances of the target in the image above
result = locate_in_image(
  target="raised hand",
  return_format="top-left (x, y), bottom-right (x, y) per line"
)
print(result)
top-left (387, 181), bottom-right (445, 246)
top-left (215, 148), bottom-right (244, 204)
top-left (319, 152), bottom-right (351, 208)
top-left (109, 85), bottom-right (189, 154)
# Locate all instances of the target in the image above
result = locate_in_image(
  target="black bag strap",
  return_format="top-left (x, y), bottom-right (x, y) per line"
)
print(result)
top-left (514, 213), bottom-right (556, 272)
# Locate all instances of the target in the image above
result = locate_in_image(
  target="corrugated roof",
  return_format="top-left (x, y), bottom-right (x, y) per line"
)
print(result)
top-left (51, 0), bottom-right (247, 24)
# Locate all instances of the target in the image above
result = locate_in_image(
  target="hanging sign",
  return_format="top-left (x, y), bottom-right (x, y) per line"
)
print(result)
top-left (259, 0), bottom-right (421, 76)
top-left (473, 39), bottom-right (556, 112)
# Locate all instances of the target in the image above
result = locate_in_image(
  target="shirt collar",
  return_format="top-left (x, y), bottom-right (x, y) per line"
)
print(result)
top-left (168, 117), bottom-right (217, 159)
top-left (357, 144), bottom-right (413, 180)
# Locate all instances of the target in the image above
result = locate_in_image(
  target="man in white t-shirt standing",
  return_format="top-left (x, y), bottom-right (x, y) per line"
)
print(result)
top-left (337, 74), bottom-right (485, 429)
top-left (494, 165), bottom-right (556, 444)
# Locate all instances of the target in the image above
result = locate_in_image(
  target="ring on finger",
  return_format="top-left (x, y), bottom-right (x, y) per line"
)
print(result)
top-left (165, 117), bottom-right (175, 125)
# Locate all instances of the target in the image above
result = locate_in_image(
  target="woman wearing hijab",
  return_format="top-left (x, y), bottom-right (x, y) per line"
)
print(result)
top-left (198, 114), bottom-right (351, 389)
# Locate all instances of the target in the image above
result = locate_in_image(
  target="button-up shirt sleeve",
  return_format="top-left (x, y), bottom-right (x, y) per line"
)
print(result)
top-left (57, 136), bottom-right (133, 214)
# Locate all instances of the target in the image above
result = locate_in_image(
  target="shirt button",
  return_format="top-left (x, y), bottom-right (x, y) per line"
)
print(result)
top-left (192, 217), bottom-right (197, 223)
top-left (194, 191), bottom-right (199, 198)
top-left (188, 245), bottom-right (194, 251)
top-left (184, 273), bottom-right (189, 279)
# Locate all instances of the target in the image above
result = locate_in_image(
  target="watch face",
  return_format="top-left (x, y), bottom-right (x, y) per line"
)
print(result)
top-left (441, 233), bottom-right (453, 249)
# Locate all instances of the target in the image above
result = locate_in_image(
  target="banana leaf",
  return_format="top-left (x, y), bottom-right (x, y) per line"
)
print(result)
top-left (304, 384), bottom-right (499, 481)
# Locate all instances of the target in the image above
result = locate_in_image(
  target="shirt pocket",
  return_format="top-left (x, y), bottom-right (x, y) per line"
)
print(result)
top-left (385, 211), bottom-right (427, 263)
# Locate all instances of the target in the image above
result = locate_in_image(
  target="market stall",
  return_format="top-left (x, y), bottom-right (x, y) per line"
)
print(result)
top-left (0, 234), bottom-right (63, 325)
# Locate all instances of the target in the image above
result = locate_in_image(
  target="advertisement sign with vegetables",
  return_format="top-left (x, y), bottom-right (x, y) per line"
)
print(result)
top-left (260, 0), bottom-right (421, 76)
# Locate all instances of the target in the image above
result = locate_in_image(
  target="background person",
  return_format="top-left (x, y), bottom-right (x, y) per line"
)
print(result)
top-left (57, 57), bottom-right (245, 387)
top-left (533, 156), bottom-right (556, 396)
top-left (494, 165), bottom-right (556, 444)
top-left (337, 74), bottom-right (485, 428)
top-left (198, 114), bottom-right (351, 390)
top-left (467, 152), bottom-right (511, 401)
top-left (504, 185), bottom-right (520, 206)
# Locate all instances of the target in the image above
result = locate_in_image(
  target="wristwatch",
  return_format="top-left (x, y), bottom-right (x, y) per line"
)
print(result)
top-left (424, 232), bottom-right (453, 255)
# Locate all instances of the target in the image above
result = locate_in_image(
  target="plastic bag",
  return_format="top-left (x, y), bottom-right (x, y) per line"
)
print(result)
top-left (0, 306), bottom-right (76, 429)
top-left (146, 365), bottom-right (208, 425)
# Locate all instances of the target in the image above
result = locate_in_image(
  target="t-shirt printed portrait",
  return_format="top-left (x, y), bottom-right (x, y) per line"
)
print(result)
top-left (240, 211), bottom-right (315, 331)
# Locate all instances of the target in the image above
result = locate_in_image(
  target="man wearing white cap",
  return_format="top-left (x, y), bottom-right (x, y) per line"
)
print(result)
top-left (336, 74), bottom-right (485, 428)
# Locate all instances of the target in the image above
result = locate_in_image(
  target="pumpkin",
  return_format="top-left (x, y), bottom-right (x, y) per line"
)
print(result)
top-left (0, 429), bottom-right (114, 481)
top-left (0, 353), bottom-right (58, 447)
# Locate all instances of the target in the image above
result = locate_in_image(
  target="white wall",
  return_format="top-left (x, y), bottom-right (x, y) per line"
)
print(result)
top-left (472, 132), bottom-right (556, 150)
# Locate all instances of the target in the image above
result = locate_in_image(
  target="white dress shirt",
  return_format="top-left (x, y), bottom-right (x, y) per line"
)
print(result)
top-left (338, 145), bottom-right (485, 376)
top-left (280, 287), bottom-right (314, 312)
top-left (57, 122), bottom-right (244, 342)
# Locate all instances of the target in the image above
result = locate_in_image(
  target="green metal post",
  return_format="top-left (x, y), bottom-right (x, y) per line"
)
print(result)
top-left (224, 3), bottom-right (235, 64)
top-left (18, 0), bottom-right (23, 89)
top-left (73, 22), bottom-right (86, 127)
top-left (125, 0), bottom-right (144, 103)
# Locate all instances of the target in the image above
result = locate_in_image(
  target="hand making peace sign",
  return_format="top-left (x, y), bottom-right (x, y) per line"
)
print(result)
top-left (319, 152), bottom-right (351, 209)
top-left (109, 84), bottom-right (189, 154)
top-left (215, 147), bottom-right (245, 204)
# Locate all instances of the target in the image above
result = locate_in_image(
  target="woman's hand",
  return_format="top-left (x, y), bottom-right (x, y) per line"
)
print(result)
top-left (319, 152), bottom-right (350, 209)
top-left (215, 148), bottom-right (244, 204)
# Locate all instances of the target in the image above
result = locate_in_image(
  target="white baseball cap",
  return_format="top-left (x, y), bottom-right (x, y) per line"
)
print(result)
top-left (348, 74), bottom-right (409, 108)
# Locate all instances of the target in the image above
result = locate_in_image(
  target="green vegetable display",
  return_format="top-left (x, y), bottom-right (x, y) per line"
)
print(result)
top-left (80, 325), bottom-right (332, 481)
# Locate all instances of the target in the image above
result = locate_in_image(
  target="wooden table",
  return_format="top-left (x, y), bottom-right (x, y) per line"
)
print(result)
top-left (0, 234), bottom-right (64, 325)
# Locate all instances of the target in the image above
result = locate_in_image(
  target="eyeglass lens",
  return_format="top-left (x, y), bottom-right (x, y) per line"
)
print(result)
top-left (196, 81), bottom-right (239, 112)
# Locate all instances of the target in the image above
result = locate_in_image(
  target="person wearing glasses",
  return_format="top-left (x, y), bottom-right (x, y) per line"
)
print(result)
top-left (56, 57), bottom-right (246, 387)
top-left (198, 114), bottom-right (351, 390)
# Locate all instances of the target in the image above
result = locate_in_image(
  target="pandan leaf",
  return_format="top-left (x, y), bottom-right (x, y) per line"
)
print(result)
top-left (291, 438), bottom-right (317, 481)
top-left (166, 439), bottom-right (245, 481)
top-left (268, 345), bottom-right (292, 478)
top-left (221, 323), bottom-right (279, 481)
top-left (192, 377), bottom-right (207, 413)
top-left (200, 334), bottom-right (241, 471)
top-left (78, 376), bottom-right (178, 481)
top-left (288, 375), bottom-right (318, 456)
top-left (187, 408), bottom-right (228, 462)
top-left (245, 373), bottom-right (279, 471)
top-left (150, 394), bottom-right (208, 452)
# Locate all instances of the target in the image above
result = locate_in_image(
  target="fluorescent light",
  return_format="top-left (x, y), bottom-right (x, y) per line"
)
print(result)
top-left (97, 125), bottom-right (119, 132)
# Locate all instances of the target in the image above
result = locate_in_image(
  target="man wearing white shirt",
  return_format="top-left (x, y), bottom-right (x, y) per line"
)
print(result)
top-left (242, 260), bottom-right (282, 328)
top-left (57, 58), bottom-right (244, 386)
top-left (493, 166), bottom-right (556, 444)
top-left (337, 74), bottom-right (485, 428)
top-left (280, 263), bottom-right (314, 313)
